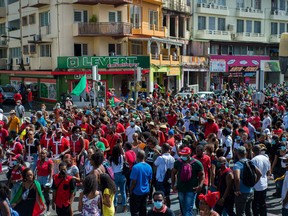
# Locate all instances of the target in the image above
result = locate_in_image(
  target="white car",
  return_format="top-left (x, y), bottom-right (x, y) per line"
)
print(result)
top-left (197, 91), bottom-right (215, 99)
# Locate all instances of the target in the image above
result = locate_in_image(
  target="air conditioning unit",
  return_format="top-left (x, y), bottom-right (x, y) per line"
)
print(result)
top-left (33, 35), bottom-right (42, 41)
top-left (227, 24), bottom-right (235, 31)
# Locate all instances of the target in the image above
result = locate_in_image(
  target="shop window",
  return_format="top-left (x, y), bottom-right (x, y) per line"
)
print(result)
top-left (210, 44), bottom-right (219, 55)
top-left (23, 45), bottom-right (29, 55)
top-left (39, 11), bottom-right (50, 27)
top-left (241, 46), bottom-right (247, 55)
top-left (221, 45), bottom-right (228, 55)
top-left (29, 14), bottom-right (36, 25)
top-left (234, 46), bottom-right (241, 55)
top-left (74, 10), bottom-right (88, 23)
top-left (40, 44), bottom-right (51, 57)
top-left (22, 16), bottom-right (28, 26)
top-left (108, 44), bottom-right (121, 56)
top-left (198, 16), bottom-right (206, 30)
top-left (30, 44), bottom-right (36, 54)
top-left (236, 19), bottom-right (244, 33)
top-left (74, 44), bottom-right (88, 56)
top-left (109, 11), bottom-right (121, 22)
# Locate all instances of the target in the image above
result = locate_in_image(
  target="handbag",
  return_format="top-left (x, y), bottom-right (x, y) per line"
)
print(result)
top-left (122, 156), bottom-right (130, 177)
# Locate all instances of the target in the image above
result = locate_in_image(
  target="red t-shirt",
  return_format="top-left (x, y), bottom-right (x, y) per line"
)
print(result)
top-left (106, 133), bottom-right (120, 154)
top-left (125, 150), bottom-right (136, 169)
top-left (27, 92), bottom-right (33, 102)
top-left (14, 93), bottom-right (22, 102)
top-left (40, 134), bottom-right (53, 149)
top-left (9, 142), bottom-right (23, 155)
top-left (0, 128), bottom-right (8, 145)
top-left (0, 93), bottom-right (4, 103)
top-left (166, 114), bottom-right (178, 127)
top-left (37, 159), bottom-right (53, 176)
top-left (11, 165), bottom-right (25, 180)
top-left (204, 122), bottom-right (219, 138)
top-left (48, 136), bottom-right (70, 155)
top-left (116, 123), bottom-right (125, 134)
top-left (166, 137), bottom-right (175, 147)
top-left (273, 128), bottom-right (283, 137)
top-left (193, 154), bottom-right (211, 186)
top-left (251, 116), bottom-right (261, 129)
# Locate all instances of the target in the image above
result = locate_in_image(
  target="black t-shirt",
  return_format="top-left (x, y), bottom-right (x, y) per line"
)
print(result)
top-left (147, 207), bottom-right (175, 216)
top-left (25, 138), bottom-right (40, 154)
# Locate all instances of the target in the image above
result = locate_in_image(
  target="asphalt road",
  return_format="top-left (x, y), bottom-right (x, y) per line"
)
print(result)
top-left (0, 102), bottom-right (283, 216)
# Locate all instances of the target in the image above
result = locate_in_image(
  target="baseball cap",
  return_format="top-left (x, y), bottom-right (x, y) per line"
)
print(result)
top-left (179, 147), bottom-right (191, 155)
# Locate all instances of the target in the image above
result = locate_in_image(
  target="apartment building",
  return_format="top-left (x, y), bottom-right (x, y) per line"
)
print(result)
top-left (192, 0), bottom-right (285, 89)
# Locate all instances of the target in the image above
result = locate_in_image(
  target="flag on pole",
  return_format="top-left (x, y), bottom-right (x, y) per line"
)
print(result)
top-left (71, 75), bottom-right (89, 96)
top-left (154, 83), bottom-right (162, 90)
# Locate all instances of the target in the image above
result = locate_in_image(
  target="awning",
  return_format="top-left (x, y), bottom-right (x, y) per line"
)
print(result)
top-left (130, 37), bottom-right (184, 46)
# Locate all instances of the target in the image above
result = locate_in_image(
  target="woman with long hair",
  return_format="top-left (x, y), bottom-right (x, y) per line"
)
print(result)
top-left (109, 145), bottom-right (127, 212)
top-left (99, 173), bottom-right (116, 216)
top-left (78, 175), bottom-right (101, 216)
top-left (0, 183), bottom-right (12, 216)
top-left (11, 168), bottom-right (46, 216)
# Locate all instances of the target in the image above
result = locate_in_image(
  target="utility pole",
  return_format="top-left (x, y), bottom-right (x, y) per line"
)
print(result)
top-left (92, 65), bottom-right (98, 107)
top-left (19, 0), bottom-right (25, 71)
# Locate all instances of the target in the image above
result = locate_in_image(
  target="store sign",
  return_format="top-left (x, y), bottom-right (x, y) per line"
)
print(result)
top-left (57, 56), bottom-right (150, 69)
top-left (261, 60), bottom-right (280, 72)
top-left (229, 66), bottom-right (259, 72)
top-left (210, 59), bottom-right (226, 72)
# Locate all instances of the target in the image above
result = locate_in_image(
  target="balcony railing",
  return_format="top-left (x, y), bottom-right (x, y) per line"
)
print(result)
top-left (236, 7), bottom-right (264, 19)
top-left (236, 32), bottom-right (265, 37)
top-left (196, 3), bottom-right (229, 15)
top-left (133, 22), bottom-right (167, 37)
top-left (73, 0), bottom-right (132, 5)
top-left (270, 9), bottom-right (288, 20)
top-left (234, 32), bottom-right (266, 42)
top-left (163, 0), bottom-right (191, 14)
top-left (74, 22), bottom-right (132, 37)
top-left (150, 54), bottom-right (180, 65)
top-left (28, 0), bottom-right (49, 7)
top-left (270, 34), bottom-right (281, 43)
top-left (196, 29), bottom-right (231, 40)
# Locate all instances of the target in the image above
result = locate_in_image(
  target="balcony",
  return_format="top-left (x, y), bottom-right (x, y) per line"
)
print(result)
top-left (196, 30), bottom-right (231, 41)
top-left (30, 57), bottom-right (52, 70)
top-left (73, 22), bottom-right (132, 37)
top-left (270, 34), bottom-right (281, 43)
top-left (196, 3), bottom-right (229, 16)
top-left (0, 7), bottom-right (6, 18)
top-left (181, 56), bottom-right (208, 68)
top-left (234, 32), bottom-right (266, 43)
top-left (150, 54), bottom-right (180, 66)
top-left (236, 7), bottom-right (264, 19)
top-left (72, 0), bottom-right (132, 6)
top-left (28, 0), bottom-right (50, 7)
top-left (270, 10), bottom-right (288, 20)
top-left (132, 23), bottom-right (167, 37)
top-left (162, 0), bottom-right (191, 14)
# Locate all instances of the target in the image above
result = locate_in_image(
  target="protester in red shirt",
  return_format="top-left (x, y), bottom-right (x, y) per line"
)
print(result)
top-left (166, 110), bottom-right (178, 128)
top-left (204, 115), bottom-right (219, 138)
top-left (27, 88), bottom-right (33, 110)
top-left (0, 90), bottom-right (4, 108)
top-left (166, 129), bottom-right (175, 147)
top-left (106, 125), bottom-right (121, 156)
top-left (0, 123), bottom-right (8, 146)
top-left (13, 91), bottom-right (22, 103)
top-left (10, 154), bottom-right (26, 198)
top-left (48, 128), bottom-right (70, 156)
top-left (40, 128), bottom-right (54, 149)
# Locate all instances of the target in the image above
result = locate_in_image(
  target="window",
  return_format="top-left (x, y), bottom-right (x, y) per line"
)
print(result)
top-left (39, 12), bottom-right (50, 27)
top-left (237, 19), bottom-right (244, 32)
top-left (280, 23), bottom-right (285, 34)
top-left (198, 16), bottom-right (206, 30)
top-left (218, 18), bottom-right (225, 31)
top-left (108, 44), bottom-right (121, 56)
top-left (254, 0), bottom-right (261, 9)
top-left (271, 22), bottom-right (278, 34)
top-left (0, 23), bottom-right (5, 35)
top-left (8, 0), bottom-right (17, 5)
top-left (208, 17), bottom-right (215, 30)
top-left (74, 11), bottom-right (88, 23)
top-left (0, 0), bottom-right (4, 7)
top-left (187, 0), bottom-right (191, 6)
top-left (9, 47), bottom-right (21, 58)
top-left (22, 16), bottom-right (28, 26)
top-left (149, 10), bottom-right (158, 29)
top-left (236, 0), bottom-right (244, 8)
top-left (130, 5), bottom-right (142, 28)
top-left (280, 0), bottom-right (285, 10)
top-left (40, 44), bottom-right (51, 57)
top-left (108, 11), bottom-right (121, 22)
top-left (234, 46), bottom-right (241, 55)
top-left (74, 44), bottom-right (88, 56)
top-left (30, 44), bottom-right (36, 54)
top-left (254, 21), bottom-right (261, 33)
top-left (221, 45), bottom-right (228, 54)
top-left (217, 0), bottom-right (226, 6)
top-left (23, 45), bottom-right (29, 55)
top-left (131, 41), bottom-right (143, 55)
top-left (186, 18), bottom-right (190, 31)
top-left (246, 20), bottom-right (252, 33)
top-left (29, 14), bottom-right (36, 24)
top-left (8, 19), bottom-right (20, 31)
top-left (210, 45), bottom-right (219, 55)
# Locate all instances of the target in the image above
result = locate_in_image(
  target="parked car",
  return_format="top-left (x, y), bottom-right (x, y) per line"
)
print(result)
top-left (174, 92), bottom-right (193, 99)
top-left (197, 91), bottom-right (215, 99)
top-left (0, 85), bottom-right (17, 103)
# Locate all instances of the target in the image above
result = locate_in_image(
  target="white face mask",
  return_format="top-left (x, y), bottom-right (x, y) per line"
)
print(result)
top-left (260, 151), bottom-right (266, 155)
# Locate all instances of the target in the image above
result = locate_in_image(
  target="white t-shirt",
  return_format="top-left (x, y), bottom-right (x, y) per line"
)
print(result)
top-left (154, 153), bottom-right (175, 182)
top-left (251, 154), bottom-right (270, 191)
top-left (111, 155), bottom-right (123, 174)
top-left (125, 126), bottom-right (142, 143)
top-left (171, 141), bottom-right (182, 159)
top-left (262, 116), bottom-right (271, 130)
top-left (283, 114), bottom-right (288, 129)
top-left (223, 135), bottom-right (233, 159)
top-left (282, 171), bottom-right (288, 209)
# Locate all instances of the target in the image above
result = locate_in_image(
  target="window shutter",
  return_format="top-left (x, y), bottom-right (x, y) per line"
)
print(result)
top-left (116, 44), bottom-right (121, 55)
top-left (83, 11), bottom-right (88, 23)
top-left (83, 44), bottom-right (88, 55)
top-left (117, 11), bottom-right (122, 22)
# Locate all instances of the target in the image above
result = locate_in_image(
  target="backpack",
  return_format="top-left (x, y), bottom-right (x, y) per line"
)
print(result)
top-left (179, 159), bottom-right (196, 182)
top-left (240, 159), bottom-right (257, 187)
top-left (103, 160), bottom-right (114, 180)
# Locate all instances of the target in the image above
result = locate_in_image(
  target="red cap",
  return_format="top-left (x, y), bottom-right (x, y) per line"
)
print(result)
top-left (198, 191), bottom-right (220, 208)
top-left (179, 147), bottom-right (191, 155)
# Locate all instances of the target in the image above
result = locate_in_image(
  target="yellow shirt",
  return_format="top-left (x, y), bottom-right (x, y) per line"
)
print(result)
top-left (8, 116), bottom-right (20, 133)
top-left (103, 188), bottom-right (115, 216)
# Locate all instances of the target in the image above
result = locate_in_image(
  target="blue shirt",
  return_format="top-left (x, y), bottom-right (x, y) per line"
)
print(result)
top-left (233, 159), bottom-right (253, 193)
top-left (37, 117), bottom-right (47, 127)
top-left (130, 162), bottom-right (152, 195)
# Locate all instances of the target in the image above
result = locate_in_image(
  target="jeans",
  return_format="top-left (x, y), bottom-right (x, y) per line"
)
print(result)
top-left (38, 175), bottom-right (51, 210)
top-left (114, 172), bottom-right (127, 206)
top-left (283, 208), bottom-right (288, 216)
top-left (29, 153), bottom-right (38, 173)
top-left (28, 101), bottom-right (33, 110)
top-left (252, 189), bottom-right (267, 216)
top-left (234, 192), bottom-right (253, 216)
top-left (130, 193), bottom-right (148, 216)
top-left (178, 191), bottom-right (197, 216)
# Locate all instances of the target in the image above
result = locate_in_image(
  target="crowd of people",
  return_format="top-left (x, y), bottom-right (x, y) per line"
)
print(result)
top-left (0, 82), bottom-right (287, 216)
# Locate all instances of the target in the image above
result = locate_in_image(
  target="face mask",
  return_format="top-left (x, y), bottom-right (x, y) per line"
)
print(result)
top-left (281, 146), bottom-right (286, 151)
top-left (153, 201), bottom-right (163, 209)
top-left (93, 137), bottom-right (98, 142)
top-left (13, 161), bottom-right (18, 166)
top-left (74, 133), bottom-right (80, 137)
top-left (271, 140), bottom-right (276, 145)
top-left (166, 112), bottom-right (169, 114)
top-left (281, 161), bottom-right (288, 168)
top-left (260, 151), bottom-right (266, 155)
top-left (180, 156), bottom-right (188, 161)
top-left (130, 122), bottom-right (135, 127)
top-left (56, 106), bottom-right (60, 109)
top-left (283, 137), bottom-right (287, 142)
top-left (60, 170), bottom-right (67, 176)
